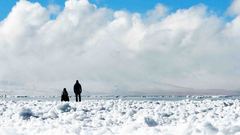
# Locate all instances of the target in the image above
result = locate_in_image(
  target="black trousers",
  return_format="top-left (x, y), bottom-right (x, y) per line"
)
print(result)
top-left (75, 94), bottom-right (81, 102)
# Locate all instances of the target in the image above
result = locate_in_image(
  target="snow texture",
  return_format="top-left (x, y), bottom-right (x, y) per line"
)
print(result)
top-left (1, 98), bottom-right (240, 135)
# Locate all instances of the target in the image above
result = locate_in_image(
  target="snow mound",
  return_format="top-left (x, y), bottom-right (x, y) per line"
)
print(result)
top-left (1, 99), bottom-right (240, 134)
top-left (57, 103), bottom-right (73, 113)
top-left (203, 122), bottom-right (219, 134)
top-left (144, 117), bottom-right (158, 127)
top-left (19, 108), bottom-right (35, 120)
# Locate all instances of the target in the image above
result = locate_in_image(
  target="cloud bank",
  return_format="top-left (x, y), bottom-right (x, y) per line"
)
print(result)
top-left (227, 0), bottom-right (240, 16)
top-left (1, 0), bottom-right (240, 95)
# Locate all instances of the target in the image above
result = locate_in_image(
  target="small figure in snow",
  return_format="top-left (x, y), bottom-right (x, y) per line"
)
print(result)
top-left (61, 88), bottom-right (69, 102)
top-left (74, 80), bottom-right (82, 102)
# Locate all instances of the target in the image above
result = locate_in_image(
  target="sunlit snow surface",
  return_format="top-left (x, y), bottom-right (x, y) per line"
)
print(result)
top-left (1, 96), bottom-right (240, 135)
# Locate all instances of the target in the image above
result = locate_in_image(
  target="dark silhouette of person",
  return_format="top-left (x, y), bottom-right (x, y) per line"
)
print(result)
top-left (61, 88), bottom-right (69, 102)
top-left (74, 80), bottom-right (82, 102)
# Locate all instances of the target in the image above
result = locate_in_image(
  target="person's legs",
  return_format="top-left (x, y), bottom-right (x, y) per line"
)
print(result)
top-left (75, 94), bottom-right (78, 102)
top-left (79, 94), bottom-right (81, 102)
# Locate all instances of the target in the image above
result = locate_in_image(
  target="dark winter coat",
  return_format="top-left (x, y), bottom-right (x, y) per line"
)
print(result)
top-left (61, 88), bottom-right (69, 101)
top-left (74, 80), bottom-right (82, 94)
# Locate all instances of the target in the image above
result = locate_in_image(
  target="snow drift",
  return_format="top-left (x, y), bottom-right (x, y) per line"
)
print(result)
top-left (1, 98), bottom-right (240, 135)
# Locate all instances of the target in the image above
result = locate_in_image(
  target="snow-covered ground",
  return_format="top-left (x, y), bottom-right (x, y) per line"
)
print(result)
top-left (1, 97), bottom-right (240, 135)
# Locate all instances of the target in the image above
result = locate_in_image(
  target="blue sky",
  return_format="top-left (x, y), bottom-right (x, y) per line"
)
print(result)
top-left (0, 0), bottom-right (232, 20)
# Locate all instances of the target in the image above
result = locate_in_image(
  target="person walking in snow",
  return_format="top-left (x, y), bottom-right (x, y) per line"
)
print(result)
top-left (61, 88), bottom-right (69, 102)
top-left (74, 80), bottom-right (82, 102)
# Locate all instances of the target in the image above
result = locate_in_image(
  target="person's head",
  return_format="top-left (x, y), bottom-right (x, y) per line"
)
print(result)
top-left (76, 80), bottom-right (79, 83)
top-left (63, 88), bottom-right (67, 92)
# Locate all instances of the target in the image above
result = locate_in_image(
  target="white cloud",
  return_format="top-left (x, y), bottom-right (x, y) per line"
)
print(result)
top-left (1, 0), bottom-right (240, 95)
top-left (47, 4), bottom-right (61, 16)
top-left (227, 0), bottom-right (240, 16)
top-left (146, 4), bottom-right (168, 22)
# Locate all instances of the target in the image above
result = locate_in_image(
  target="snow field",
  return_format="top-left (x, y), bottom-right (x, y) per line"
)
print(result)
top-left (1, 99), bottom-right (240, 135)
